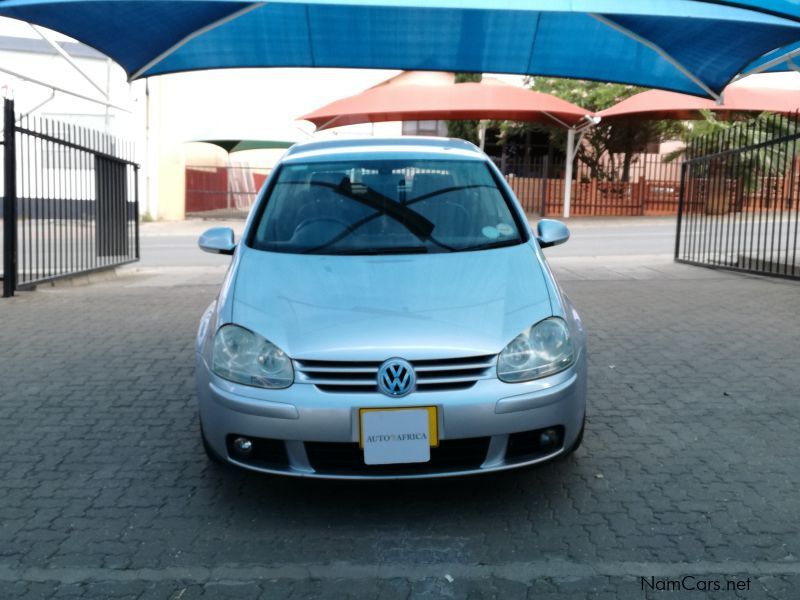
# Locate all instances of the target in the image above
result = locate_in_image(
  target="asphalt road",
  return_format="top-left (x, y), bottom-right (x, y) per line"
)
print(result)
top-left (544, 217), bottom-right (676, 258)
top-left (137, 216), bottom-right (678, 267)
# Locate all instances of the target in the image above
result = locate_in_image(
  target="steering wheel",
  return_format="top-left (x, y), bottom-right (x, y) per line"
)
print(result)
top-left (293, 217), bottom-right (351, 237)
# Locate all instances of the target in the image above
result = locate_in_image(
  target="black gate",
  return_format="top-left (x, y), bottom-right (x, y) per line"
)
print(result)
top-left (675, 112), bottom-right (800, 279)
top-left (1, 98), bottom-right (139, 297)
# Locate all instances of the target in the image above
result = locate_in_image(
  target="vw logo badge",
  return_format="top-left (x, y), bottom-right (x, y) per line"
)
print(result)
top-left (377, 358), bottom-right (415, 397)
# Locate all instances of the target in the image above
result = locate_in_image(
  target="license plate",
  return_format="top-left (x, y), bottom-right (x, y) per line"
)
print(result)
top-left (359, 407), bottom-right (438, 465)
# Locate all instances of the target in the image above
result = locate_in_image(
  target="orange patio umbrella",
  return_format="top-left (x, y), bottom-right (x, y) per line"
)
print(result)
top-left (599, 86), bottom-right (800, 121)
top-left (299, 75), bottom-right (596, 218)
top-left (300, 77), bottom-right (592, 131)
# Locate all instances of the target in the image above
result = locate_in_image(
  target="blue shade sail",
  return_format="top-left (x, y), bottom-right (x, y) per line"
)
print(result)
top-left (0, 0), bottom-right (799, 97)
top-left (743, 41), bottom-right (800, 73)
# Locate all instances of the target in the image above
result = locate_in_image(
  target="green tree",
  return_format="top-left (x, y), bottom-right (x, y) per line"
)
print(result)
top-left (503, 78), bottom-right (685, 181)
top-left (667, 109), bottom-right (796, 163)
top-left (665, 110), bottom-right (798, 213)
top-left (447, 73), bottom-right (482, 145)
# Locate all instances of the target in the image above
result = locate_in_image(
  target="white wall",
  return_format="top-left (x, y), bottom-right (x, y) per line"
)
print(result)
top-left (0, 16), bottom-right (408, 219)
top-left (0, 18), bottom-right (135, 136)
top-left (732, 71), bottom-right (800, 90)
top-left (139, 69), bottom-right (533, 218)
top-left (142, 68), bottom-right (403, 219)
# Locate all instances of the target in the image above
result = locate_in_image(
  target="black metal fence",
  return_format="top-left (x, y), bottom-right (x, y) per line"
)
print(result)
top-left (1, 98), bottom-right (139, 296)
top-left (676, 112), bottom-right (800, 279)
top-left (182, 152), bottom-right (683, 219)
top-left (494, 153), bottom-right (681, 216)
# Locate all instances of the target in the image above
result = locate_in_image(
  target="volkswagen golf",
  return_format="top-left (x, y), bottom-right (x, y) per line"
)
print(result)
top-left (195, 137), bottom-right (587, 479)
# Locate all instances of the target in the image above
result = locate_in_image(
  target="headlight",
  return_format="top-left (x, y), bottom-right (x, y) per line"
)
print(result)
top-left (497, 317), bottom-right (574, 382)
top-left (212, 324), bottom-right (293, 389)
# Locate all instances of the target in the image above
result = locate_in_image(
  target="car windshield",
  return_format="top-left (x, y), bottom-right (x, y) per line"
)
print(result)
top-left (250, 158), bottom-right (524, 255)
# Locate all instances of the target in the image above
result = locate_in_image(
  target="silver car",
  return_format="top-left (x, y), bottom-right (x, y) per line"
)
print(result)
top-left (195, 137), bottom-right (587, 479)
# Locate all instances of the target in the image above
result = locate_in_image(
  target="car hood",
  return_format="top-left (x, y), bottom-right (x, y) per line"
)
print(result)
top-left (231, 243), bottom-right (552, 360)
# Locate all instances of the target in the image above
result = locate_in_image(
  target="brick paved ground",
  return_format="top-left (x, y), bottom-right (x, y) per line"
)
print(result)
top-left (0, 258), bottom-right (799, 599)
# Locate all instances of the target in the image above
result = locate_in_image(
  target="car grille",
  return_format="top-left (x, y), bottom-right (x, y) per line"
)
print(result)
top-left (294, 354), bottom-right (496, 393)
top-left (304, 437), bottom-right (491, 476)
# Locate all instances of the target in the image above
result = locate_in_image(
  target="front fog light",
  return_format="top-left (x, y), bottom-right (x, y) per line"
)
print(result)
top-left (233, 437), bottom-right (253, 455)
top-left (539, 428), bottom-right (560, 448)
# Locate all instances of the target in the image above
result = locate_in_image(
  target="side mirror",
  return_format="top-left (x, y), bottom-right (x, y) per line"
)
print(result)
top-left (199, 227), bottom-right (236, 255)
top-left (535, 219), bottom-right (570, 249)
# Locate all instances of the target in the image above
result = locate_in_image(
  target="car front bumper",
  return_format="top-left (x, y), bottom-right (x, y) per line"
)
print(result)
top-left (195, 352), bottom-right (587, 479)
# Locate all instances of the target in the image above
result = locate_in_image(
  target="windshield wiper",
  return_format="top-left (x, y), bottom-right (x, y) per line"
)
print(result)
top-left (317, 246), bottom-right (429, 255)
top-left (454, 239), bottom-right (520, 253)
top-left (309, 181), bottom-right (434, 240)
top-left (301, 181), bottom-right (496, 255)
top-left (405, 183), bottom-right (497, 207)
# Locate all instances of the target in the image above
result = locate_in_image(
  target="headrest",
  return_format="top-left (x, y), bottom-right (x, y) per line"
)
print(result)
top-left (411, 173), bottom-right (456, 198)
top-left (310, 171), bottom-right (348, 189)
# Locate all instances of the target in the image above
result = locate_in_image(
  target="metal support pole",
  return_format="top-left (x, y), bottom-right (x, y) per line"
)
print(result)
top-left (563, 127), bottom-right (575, 219)
top-left (675, 161), bottom-right (687, 261)
top-left (134, 165), bottom-right (140, 259)
top-left (19, 89), bottom-right (55, 121)
top-left (540, 154), bottom-right (549, 216)
top-left (3, 98), bottom-right (17, 297)
top-left (0, 66), bottom-right (130, 113)
top-left (30, 24), bottom-right (110, 100)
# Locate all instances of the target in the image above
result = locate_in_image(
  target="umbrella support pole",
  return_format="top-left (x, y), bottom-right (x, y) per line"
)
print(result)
top-left (563, 127), bottom-right (587, 219)
top-left (563, 128), bottom-right (575, 219)
top-left (562, 119), bottom-right (598, 219)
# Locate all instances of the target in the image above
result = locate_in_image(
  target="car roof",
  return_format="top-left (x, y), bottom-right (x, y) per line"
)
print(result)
top-left (282, 136), bottom-right (486, 163)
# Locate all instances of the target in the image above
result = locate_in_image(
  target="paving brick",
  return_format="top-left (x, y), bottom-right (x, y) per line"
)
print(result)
top-left (0, 260), bottom-right (798, 598)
